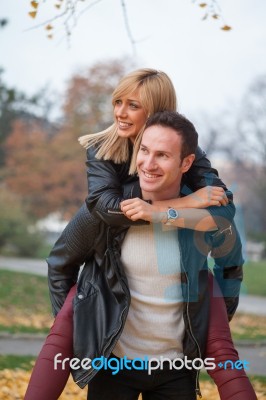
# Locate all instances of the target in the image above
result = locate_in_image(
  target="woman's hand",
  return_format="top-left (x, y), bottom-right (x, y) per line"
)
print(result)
top-left (120, 198), bottom-right (165, 222)
top-left (184, 186), bottom-right (228, 208)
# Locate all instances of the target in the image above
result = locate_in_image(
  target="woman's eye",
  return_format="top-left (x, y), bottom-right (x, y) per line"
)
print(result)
top-left (115, 99), bottom-right (122, 105)
top-left (130, 103), bottom-right (138, 109)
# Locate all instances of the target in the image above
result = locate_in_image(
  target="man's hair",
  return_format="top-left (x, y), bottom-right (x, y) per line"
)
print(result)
top-left (145, 111), bottom-right (198, 161)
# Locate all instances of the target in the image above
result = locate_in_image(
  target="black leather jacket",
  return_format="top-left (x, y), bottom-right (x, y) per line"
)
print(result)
top-left (85, 145), bottom-right (234, 222)
top-left (48, 146), bottom-right (243, 389)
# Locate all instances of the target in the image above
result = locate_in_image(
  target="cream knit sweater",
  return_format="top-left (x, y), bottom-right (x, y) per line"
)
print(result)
top-left (113, 224), bottom-right (184, 360)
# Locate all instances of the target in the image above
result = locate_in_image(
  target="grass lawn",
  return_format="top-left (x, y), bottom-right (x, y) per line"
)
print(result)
top-left (242, 260), bottom-right (266, 297)
top-left (0, 355), bottom-right (35, 370)
top-left (0, 269), bottom-right (50, 312)
top-left (0, 269), bottom-right (52, 331)
top-left (208, 259), bottom-right (266, 297)
top-left (0, 262), bottom-right (265, 338)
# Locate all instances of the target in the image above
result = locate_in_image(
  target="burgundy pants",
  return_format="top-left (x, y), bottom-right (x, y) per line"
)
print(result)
top-left (206, 274), bottom-right (257, 399)
top-left (24, 277), bottom-right (257, 400)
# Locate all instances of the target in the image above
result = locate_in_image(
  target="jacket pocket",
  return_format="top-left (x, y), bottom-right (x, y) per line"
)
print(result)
top-left (73, 281), bottom-right (97, 306)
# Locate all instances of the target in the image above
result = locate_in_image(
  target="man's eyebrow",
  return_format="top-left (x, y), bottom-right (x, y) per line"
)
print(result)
top-left (140, 143), bottom-right (172, 155)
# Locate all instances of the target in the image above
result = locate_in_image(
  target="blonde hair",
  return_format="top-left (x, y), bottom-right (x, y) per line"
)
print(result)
top-left (79, 68), bottom-right (177, 165)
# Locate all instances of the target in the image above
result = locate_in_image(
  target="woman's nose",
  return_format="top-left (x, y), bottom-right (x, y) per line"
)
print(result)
top-left (116, 104), bottom-right (127, 118)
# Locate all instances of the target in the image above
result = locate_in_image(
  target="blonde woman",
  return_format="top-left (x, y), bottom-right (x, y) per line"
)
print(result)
top-left (25, 69), bottom-right (256, 399)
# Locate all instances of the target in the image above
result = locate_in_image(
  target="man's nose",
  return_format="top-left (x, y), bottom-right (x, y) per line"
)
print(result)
top-left (144, 155), bottom-right (157, 170)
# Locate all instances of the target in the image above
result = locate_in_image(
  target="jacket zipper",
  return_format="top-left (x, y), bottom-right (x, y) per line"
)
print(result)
top-left (179, 232), bottom-right (202, 398)
top-left (74, 305), bottom-right (129, 386)
top-left (184, 268), bottom-right (202, 398)
top-left (102, 245), bottom-right (130, 355)
top-left (74, 245), bottom-right (130, 386)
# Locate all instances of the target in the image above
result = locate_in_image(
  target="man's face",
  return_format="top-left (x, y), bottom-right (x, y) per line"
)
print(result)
top-left (137, 125), bottom-right (195, 200)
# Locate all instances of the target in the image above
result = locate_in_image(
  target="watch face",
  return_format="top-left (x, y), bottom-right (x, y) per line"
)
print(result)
top-left (168, 208), bottom-right (178, 219)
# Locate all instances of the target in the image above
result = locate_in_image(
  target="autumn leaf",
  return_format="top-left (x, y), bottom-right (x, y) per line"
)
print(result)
top-left (47, 34), bottom-right (53, 39)
top-left (212, 14), bottom-right (219, 19)
top-left (45, 24), bottom-right (53, 30)
top-left (30, 1), bottom-right (39, 9)
top-left (221, 25), bottom-right (232, 31)
top-left (199, 3), bottom-right (207, 7)
top-left (55, 4), bottom-right (61, 9)
top-left (28, 11), bottom-right (37, 18)
top-left (0, 369), bottom-right (264, 399)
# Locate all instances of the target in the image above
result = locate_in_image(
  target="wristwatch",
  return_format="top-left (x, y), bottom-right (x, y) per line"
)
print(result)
top-left (165, 208), bottom-right (179, 225)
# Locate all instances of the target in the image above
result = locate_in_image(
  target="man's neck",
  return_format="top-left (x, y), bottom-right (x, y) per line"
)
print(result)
top-left (142, 187), bottom-right (181, 202)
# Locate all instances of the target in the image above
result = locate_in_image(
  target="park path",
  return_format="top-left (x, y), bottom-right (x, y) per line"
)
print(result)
top-left (1, 256), bottom-right (265, 315)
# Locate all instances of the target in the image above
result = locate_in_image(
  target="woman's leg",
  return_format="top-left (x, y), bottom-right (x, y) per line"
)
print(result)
top-left (206, 274), bottom-right (257, 400)
top-left (24, 284), bottom-right (76, 400)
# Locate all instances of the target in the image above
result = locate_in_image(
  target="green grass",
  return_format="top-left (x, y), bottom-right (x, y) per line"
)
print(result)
top-left (241, 260), bottom-right (266, 297)
top-left (0, 324), bottom-right (49, 335)
top-left (208, 259), bottom-right (266, 297)
top-left (232, 331), bottom-right (266, 342)
top-left (0, 355), bottom-right (36, 370)
top-left (0, 262), bottom-right (265, 336)
top-left (0, 269), bottom-right (51, 314)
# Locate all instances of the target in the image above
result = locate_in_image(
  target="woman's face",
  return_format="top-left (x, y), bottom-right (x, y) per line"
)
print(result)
top-left (113, 90), bottom-right (147, 143)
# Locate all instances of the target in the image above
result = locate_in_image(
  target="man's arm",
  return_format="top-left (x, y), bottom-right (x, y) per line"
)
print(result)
top-left (119, 197), bottom-right (236, 232)
top-left (182, 146), bottom-right (233, 200)
top-left (210, 219), bottom-right (244, 320)
top-left (47, 203), bottom-right (100, 316)
top-left (85, 146), bottom-right (232, 227)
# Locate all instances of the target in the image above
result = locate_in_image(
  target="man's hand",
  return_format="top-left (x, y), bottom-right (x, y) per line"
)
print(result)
top-left (184, 186), bottom-right (228, 208)
top-left (120, 198), bottom-right (165, 223)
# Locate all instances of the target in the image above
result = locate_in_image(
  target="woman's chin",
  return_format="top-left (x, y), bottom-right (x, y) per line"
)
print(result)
top-left (117, 130), bottom-right (137, 141)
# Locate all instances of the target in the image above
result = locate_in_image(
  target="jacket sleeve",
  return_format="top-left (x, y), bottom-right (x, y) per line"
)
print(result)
top-left (86, 145), bottom-right (235, 226)
top-left (47, 203), bottom-right (100, 316)
top-left (182, 146), bottom-right (233, 201)
top-left (85, 146), bottom-right (144, 226)
top-left (210, 219), bottom-right (244, 320)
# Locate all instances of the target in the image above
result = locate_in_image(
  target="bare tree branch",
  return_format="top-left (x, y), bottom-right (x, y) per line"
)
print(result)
top-left (25, 0), bottom-right (229, 46)
top-left (25, 0), bottom-right (104, 37)
top-left (120, 0), bottom-right (137, 55)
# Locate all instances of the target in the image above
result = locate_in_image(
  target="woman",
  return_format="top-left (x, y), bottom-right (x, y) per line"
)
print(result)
top-left (25, 69), bottom-right (256, 399)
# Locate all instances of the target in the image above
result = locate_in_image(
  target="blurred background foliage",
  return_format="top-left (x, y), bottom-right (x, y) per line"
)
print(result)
top-left (0, 21), bottom-right (265, 258)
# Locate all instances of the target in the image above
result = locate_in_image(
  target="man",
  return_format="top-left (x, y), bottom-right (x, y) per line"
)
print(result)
top-left (25, 110), bottom-right (255, 400)
top-left (65, 111), bottom-right (243, 399)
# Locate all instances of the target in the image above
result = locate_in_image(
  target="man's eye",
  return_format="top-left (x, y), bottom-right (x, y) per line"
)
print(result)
top-left (140, 147), bottom-right (148, 153)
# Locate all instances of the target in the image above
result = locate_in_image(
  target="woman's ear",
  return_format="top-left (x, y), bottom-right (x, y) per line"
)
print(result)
top-left (181, 154), bottom-right (195, 173)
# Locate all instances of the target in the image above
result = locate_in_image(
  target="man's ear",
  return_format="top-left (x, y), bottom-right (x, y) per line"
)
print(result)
top-left (181, 154), bottom-right (195, 173)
